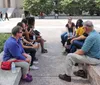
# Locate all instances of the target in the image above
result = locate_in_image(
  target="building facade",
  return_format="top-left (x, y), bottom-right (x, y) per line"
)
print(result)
top-left (0, 0), bottom-right (23, 17)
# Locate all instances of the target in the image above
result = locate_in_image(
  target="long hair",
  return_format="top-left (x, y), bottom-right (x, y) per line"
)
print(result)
top-left (76, 19), bottom-right (83, 28)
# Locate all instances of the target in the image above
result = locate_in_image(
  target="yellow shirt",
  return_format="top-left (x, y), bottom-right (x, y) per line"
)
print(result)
top-left (76, 26), bottom-right (85, 36)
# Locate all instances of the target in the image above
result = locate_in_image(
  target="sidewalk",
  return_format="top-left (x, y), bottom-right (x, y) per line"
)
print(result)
top-left (17, 18), bottom-right (90, 85)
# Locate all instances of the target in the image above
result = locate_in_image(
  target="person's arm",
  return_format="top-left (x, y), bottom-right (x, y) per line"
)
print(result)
top-left (22, 43), bottom-right (39, 49)
top-left (22, 53), bottom-right (31, 63)
top-left (22, 37), bottom-right (33, 46)
top-left (74, 49), bottom-right (85, 55)
top-left (22, 44), bottom-right (32, 49)
top-left (72, 23), bottom-right (76, 36)
top-left (74, 35), bottom-right (95, 55)
top-left (75, 28), bottom-right (79, 36)
top-left (65, 24), bottom-right (68, 32)
top-left (8, 42), bottom-right (26, 60)
top-left (24, 31), bottom-right (34, 42)
top-left (21, 38), bottom-right (39, 49)
top-left (81, 36), bottom-right (95, 53)
top-left (71, 35), bottom-right (86, 43)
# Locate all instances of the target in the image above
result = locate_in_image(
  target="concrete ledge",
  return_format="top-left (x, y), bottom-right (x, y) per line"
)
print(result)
top-left (0, 51), bottom-right (22, 85)
top-left (87, 65), bottom-right (100, 85)
top-left (0, 68), bottom-right (21, 85)
top-left (0, 51), bottom-right (4, 61)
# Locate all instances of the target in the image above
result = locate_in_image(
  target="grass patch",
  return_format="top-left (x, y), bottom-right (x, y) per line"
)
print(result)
top-left (0, 33), bottom-right (11, 52)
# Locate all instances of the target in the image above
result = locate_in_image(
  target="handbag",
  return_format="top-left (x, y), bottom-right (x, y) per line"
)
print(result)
top-left (1, 61), bottom-right (12, 70)
top-left (1, 60), bottom-right (24, 70)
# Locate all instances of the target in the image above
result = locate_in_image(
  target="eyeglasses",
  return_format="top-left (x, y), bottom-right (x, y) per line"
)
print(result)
top-left (18, 31), bottom-right (23, 33)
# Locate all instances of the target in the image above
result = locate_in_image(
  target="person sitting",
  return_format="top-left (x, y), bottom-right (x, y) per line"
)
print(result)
top-left (17, 22), bottom-right (39, 70)
top-left (3, 26), bottom-right (32, 82)
top-left (69, 32), bottom-right (88, 53)
top-left (75, 19), bottom-right (85, 37)
top-left (61, 17), bottom-right (76, 46)
top-left (63, 19), bottom-right (85, 55)
top-left (25, 17), bottom-right (48, 53)
top-left (59, 21), bottom-right (100, 82)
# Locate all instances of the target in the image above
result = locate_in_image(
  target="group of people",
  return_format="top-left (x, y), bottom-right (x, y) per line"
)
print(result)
top-left (1, 16), bottom-right (100, 83)
top-left (0, 12), bottom-right (9, 21)
top-left (61, 18), bottom-right (86, 54)
top-left (59, 18), bottom-right (100, 82)
top-left (2, 17), bottom-right (47, 82)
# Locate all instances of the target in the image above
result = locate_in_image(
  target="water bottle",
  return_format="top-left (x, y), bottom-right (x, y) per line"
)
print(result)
top-left (33, 35), bottom-right (36, 40)
top-left (11, 62), bottom-right (16, 73)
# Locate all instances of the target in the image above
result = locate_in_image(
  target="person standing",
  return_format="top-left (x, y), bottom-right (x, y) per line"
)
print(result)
top-left (5, 12), bottom-right (9, 21)
top-left (0, 12), bottom-right (3, 21)
top-left (54, 9), bottom-right (59, 19)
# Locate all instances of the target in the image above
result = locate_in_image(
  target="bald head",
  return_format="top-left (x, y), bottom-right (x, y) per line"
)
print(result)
top-left (83, 21), bottom-right (94, 33)
top-left (83, 21), bottom-right (94, 29)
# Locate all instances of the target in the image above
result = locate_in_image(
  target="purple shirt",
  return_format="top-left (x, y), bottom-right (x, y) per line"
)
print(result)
top-left (3, 36), bottom-right (26, 61)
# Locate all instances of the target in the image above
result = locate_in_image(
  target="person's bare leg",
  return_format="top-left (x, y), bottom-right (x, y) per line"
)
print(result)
top-left (36, 38), bottom-right (47, 53)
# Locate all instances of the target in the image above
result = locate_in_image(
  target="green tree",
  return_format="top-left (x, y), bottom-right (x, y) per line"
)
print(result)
top-left (23, 0), bottom-right (100, 16)
top-left (95, 0), bottom-right (100, 16)
top-left (23, 0), bottom-right (54, 15)
top-left (59, 0), bottom-right (72, 15)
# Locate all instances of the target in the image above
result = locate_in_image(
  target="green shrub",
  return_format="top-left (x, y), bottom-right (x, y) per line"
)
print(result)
top-left (0, 33), bottom-right (11, 52)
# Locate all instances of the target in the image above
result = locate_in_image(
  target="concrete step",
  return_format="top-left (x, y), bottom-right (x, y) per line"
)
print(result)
top-left (0, 51), bottom-right (4, 61)
top-left (0, 68), bottom-right (21, 85)
top-left (0, 51), bottom-right (22, 85)
top-left (87, 65), bottom-right (100, 85)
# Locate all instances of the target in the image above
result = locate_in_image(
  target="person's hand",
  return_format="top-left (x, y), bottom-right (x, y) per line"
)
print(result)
top-left (25, 58), bottom-right (31, 63)
top-left (68, 36), bottom-right (71, 39)
top-left (32, 43), bottom-right (40, 49)
top-left (36, 38), bottom-right (41, 42)
top-left (22, 53), bottom-right (29, 58)
top-left (70, 39), bottom-right (75, 44)
top-left (70, 38), bottom-right (76, 44)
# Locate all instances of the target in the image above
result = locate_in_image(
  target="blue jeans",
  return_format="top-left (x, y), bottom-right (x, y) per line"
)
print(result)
top-left (61, 32), bottom-right (68, 46)
top-left (70, 40), bottom-right (84, 53)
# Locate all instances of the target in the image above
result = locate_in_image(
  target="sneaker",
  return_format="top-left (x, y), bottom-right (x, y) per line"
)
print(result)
top-left (33, 61), bottom-right (39, 64)
top-left (73, 70), bottom-right (87, 78)
top-left (27, 74), bottom-right (32, 78)
top-left (59, 74), bottom-right (71, 82)
top-left (30, 65), bottom-right (39, 70)
top-left (23, 76), bottom-right (33, 82)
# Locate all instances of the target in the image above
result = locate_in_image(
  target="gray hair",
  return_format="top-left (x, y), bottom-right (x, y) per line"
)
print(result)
top-left (12, 26), bottom-right (22, 36)
top-left (83, 21), bottom-right (94, 28)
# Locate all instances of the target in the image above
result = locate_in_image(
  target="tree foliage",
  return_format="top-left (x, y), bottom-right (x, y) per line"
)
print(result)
top-left (23, 0), bottom-right (54, 15)
top-left (23, 0), bottom-right (100, 16)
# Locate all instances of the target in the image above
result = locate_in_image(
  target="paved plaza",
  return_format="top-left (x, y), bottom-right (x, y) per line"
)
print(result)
top-left (0, 18), bottom-right (100, 33)
top-left (1, 18), bottom-right (100, 85)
